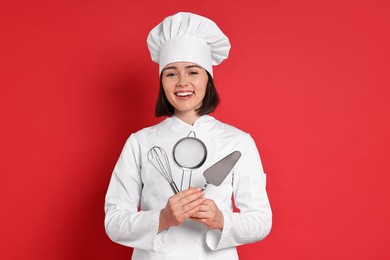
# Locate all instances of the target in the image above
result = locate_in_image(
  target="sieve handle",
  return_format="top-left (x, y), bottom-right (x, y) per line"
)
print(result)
top-left (187, 131), bottom-right (196, 137)
top-left (170, 182), bottom-right (179, 194)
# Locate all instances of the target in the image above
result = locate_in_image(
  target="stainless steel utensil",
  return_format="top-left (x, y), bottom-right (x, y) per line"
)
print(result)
top-left (201, 151), bottom-right (241, 191)
top-left (172, 131), bottom-right (207, 190)
top-left (148, 146), bottom-right (179, 194)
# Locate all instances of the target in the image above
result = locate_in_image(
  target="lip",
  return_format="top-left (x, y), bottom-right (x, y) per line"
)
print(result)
top-left (175, 90), bottom-right (194, 99)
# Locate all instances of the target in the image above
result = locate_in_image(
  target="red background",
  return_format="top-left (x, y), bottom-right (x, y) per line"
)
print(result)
top-left (1, 0), bottom-right (389, 259)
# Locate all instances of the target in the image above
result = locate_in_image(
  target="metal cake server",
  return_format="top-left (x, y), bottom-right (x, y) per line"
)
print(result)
top-left (201, 151), bottom-right (241, 191)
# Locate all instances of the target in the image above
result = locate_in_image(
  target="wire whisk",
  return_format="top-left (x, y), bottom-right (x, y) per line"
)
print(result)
top-left (147, 146), bottom-right (179, 194)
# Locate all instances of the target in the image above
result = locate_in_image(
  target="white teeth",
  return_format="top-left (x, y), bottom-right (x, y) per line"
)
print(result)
top-left (176, 92), bottom-right (193, 97)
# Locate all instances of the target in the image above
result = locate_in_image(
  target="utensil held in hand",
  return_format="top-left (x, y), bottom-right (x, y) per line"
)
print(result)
top-left (148, 146), bottom-right (179, 194)
top-left (172, 131), bottom-right (207, 190)
top-left (201, 151), bottom-right (241, 191)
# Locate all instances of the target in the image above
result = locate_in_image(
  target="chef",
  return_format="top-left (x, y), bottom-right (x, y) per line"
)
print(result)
top-left (104, 12), bottom-right (272, 260)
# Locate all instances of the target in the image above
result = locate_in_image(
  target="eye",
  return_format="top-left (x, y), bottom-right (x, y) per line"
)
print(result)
top-left (189, 71), bottom-right (199, 75)
top-left (164, 72), bottom-right (176, 77)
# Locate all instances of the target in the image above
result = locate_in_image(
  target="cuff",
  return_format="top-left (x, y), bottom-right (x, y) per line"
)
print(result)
top-left (152, 210), bottom-right (169, 253)
top-left (205, 210), bottom-right (232, 250)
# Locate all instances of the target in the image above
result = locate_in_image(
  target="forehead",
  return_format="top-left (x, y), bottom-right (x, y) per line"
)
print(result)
top-left (163, 62), bottom-right (203, 70)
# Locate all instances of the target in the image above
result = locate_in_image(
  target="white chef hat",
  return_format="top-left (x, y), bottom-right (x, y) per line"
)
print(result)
top-left (147, 12), bottom-right (231, 77)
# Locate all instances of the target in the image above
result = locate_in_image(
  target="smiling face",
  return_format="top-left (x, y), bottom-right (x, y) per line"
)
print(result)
top-left (161, 62), bottom-right (208, 123)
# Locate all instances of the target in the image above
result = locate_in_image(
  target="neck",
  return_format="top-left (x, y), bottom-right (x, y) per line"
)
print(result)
top-left (175, 111), bottom-right (200, 125)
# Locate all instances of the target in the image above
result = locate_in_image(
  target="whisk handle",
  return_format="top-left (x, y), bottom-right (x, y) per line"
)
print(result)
top-left (170, 182), bottom-right (179, 194)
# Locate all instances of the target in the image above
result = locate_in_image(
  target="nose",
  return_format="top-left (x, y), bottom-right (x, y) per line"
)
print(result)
top-left (176, 75), bottom-right (188, 87)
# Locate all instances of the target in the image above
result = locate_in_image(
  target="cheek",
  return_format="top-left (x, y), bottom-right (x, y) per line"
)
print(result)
top-left (161, 81), bottom-right (173, 94)
top-left (198, 79), bottom-right (208, 94)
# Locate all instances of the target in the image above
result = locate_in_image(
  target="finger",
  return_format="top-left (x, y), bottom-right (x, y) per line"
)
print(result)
top-left (189, 217), bottom-right (205, 223)
top-left (178, 190), bottom-right (204, 205)
top-left (192, 209), bottom-right (214, 219)
top-left (183, 203), bottom-right (204, 218)
top-left (176, 187), bottom-right (202, 199)
top-left (200, 199), bottom-right (219, 211)
top-left (182, 197), bottom-right (206, 213)
top-left (190, 211), bottom-right (205, 219)
top-left (191, 203), bottom-right (209, 218)
top-left (196, 202), bottom-right (214, 212)
top-left (202, 199), bottom-right (216, 207)
top-left (189, 217), bottom-right (213, 226)
top-left (195, 205), bottom-right (208, 213)
top-left (169, 187), bottom-right (202, 203)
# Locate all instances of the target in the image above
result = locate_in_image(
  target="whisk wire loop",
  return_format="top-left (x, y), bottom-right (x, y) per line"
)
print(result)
top-left (147, 146), bottom-right (179, 194)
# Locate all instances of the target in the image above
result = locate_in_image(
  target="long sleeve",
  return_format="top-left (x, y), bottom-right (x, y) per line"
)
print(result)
top-left (104, 134), bottom-right (165, 252)
top-left (104, 116), bottom-right (272, 259)
top-left (206, 134), bottom-right (272, 250)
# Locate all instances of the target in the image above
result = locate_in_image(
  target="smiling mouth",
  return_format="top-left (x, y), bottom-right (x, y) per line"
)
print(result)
top-left (175, 91), bottom-right (194, 97)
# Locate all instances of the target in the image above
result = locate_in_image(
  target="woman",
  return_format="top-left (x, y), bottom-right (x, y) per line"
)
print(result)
top-left (105, 12), bottom-right (272, 259)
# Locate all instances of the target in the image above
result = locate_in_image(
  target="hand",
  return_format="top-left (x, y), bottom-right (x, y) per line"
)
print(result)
top-left (190, 199), bottom-right (224, 230)
top-left (158, 187), bottom-right (205, 232)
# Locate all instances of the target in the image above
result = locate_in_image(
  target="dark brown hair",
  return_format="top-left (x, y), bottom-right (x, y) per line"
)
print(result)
top-left (155, 71), bottom-right (220, 117)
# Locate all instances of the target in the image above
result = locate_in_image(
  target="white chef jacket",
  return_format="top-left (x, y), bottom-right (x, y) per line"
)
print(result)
top-left (105, 115), bottom-right (272, 260)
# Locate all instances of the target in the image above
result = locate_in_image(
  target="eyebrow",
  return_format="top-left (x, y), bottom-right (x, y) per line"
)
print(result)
top-left (162, 65), bottom-right (203, 71)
